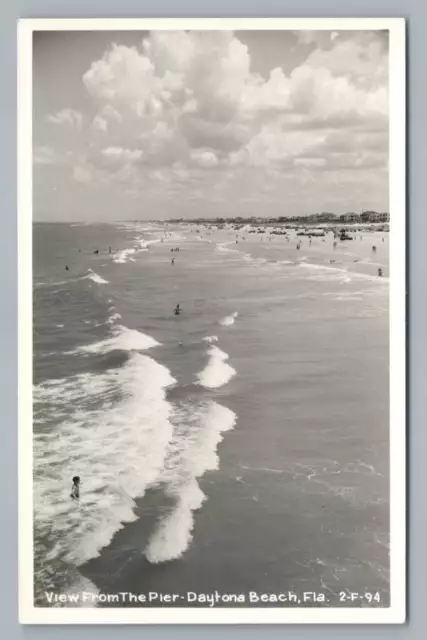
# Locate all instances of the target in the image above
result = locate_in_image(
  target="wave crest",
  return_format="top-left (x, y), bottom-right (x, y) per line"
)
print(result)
top-left (86, 270), bottom-right (108, 285)
top-left (69, 325), bottom-right (160, 355)
top-left (219, 311), bottom-right (238, 327)
top-left (145, 402), bottom-right (237, 563)
top-left (197, 345), bottom-right (236, 389)
top-left (33, 353), bottom-right (177, 567)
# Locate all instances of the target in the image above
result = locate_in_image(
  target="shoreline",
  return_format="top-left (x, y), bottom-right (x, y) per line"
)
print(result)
top-left (161, 220), bottom-right (390, 233)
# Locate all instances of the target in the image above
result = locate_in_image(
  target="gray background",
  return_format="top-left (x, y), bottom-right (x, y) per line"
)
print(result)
top-left (1, 0), bottom-right (424, 637)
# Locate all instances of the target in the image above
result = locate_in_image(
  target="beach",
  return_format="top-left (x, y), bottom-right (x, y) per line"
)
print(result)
top-left (33, 221), bottom-right (390, 608)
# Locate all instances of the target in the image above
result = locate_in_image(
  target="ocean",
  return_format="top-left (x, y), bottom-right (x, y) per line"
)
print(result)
top-left (33, 221), bottom-right (390, 608)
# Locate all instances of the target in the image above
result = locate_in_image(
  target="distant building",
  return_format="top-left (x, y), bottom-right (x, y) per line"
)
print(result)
top-left (339, 213), bottom-right (360, 223)
top-left (303, 212), bottom-right (336, 223)
top-left (316, 212), bottom-right (337, 222)
top-left (360, 211), bottom-right (371, 223)
top-left (370, 212), bottom-right (390, 222)
top-left (359, 211), bottom-right (390, 223)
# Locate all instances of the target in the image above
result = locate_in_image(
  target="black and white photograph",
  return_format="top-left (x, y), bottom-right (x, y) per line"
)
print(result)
top-left (18, 18), bottom-right (406, 624)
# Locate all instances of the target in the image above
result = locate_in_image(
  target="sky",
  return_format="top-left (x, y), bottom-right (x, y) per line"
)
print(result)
top-left (33, 29), bottom-right (389, 221)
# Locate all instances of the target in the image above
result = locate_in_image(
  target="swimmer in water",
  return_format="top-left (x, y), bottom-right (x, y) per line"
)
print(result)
top-left (174, 304), bottom-right (181, 316)
top-left (372, 245), bottom-right (377, 252)
top-left (378, 268), bottom-right (383, 277)
top-left (65, 265), bottom-right (69, 271)
top-left (171, 258), bottom-right (175, 265)
top-left (70, 476), bottom-right (80, 500)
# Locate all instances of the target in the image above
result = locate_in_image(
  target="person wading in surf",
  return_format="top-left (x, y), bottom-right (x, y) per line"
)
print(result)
top-left (70, 476), bottom-right (80, 500)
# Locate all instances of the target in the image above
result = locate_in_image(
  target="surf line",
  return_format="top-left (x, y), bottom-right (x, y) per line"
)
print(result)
top-left (219, 311), bottom-right (238, 327)
top-left (197, 343), bottom-right (236, 389)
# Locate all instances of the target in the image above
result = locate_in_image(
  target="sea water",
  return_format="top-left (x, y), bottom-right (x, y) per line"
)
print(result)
top-left (33, 222), bottom-right (389, 607)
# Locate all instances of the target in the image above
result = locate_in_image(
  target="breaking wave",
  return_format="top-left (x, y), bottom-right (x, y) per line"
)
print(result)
top-left (113, 247), bottom-right (137, 264)
top-left (33, 352), bottom-right (177, 568)
top-left (197, 344), bottom-right (236, 389)
top-left (219, 311), bottom-right (239, 326)
top-left (68, 325), bottom-right (159, 355)
top-left (145, 402), bottom-right (237, 563)
top-left (86, 270), bottom-right (108, 285)
top-left (113, 236), bottom-right (161, 264)
top-left (216, 242), bottom-right (239, 254)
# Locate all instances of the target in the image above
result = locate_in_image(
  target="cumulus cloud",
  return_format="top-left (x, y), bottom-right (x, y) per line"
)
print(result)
top-left (33, 145), bottom-right (60, 165)
top-left (81, 31), bottom-right (388, 170)
top-left (36, 29), bottom-right (389, 218)
top-left (190, 149), bottom-right (219, 168)
top-left (102, 146), bottom-right (144, 162)
top-left (47, 108), bottom-right (84, 129)
top-left (93, 115), bottom-right (108, 132)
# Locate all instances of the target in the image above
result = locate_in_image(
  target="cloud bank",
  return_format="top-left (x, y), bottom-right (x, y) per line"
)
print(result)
top-left (34, 30), bottom-right (389, 220)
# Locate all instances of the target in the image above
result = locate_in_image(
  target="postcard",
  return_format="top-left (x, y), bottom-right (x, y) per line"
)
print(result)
top-left (18, 17), bottom-right (406, 624)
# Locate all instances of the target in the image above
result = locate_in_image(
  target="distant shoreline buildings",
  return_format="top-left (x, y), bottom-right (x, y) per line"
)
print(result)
top-left (338, 211), bottom-right (390, 224)
top-left (165, 211), bottom-right (390, 225)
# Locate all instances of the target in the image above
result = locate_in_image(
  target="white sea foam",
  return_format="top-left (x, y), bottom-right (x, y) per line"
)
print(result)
top-left (141, 237), bottom-right (161, 248)
top-left (71, 325), bottom-right (160, 355)
top-left (33, 353), bottom-right (177, 566)
top-left (219, 311), bottom-right (238, 326)
top-left (145, 402), bottom-right (237, 563)
top-left (145, 480), bottom-right (205, 564)
top-left (197, 345), bottom-right (236, 389)
top-left (113, 236), bottom-right (161, 264)
top-left (106, 311), bottom-right (122, 325)
top-left (243, 253), bottom-right (268, 266)
top-left (35, 279), bottom-right (72, 288)
top-left (86, 270), bottom-right (108, 285)
top-left (113, 247), bottom-right (137, 264)
top-left (216, 242), bottom-right (239, 254)
top-left (300, 261), bottom-right (388, 284)
top-left (202, 335), bottom-right (218, 343)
